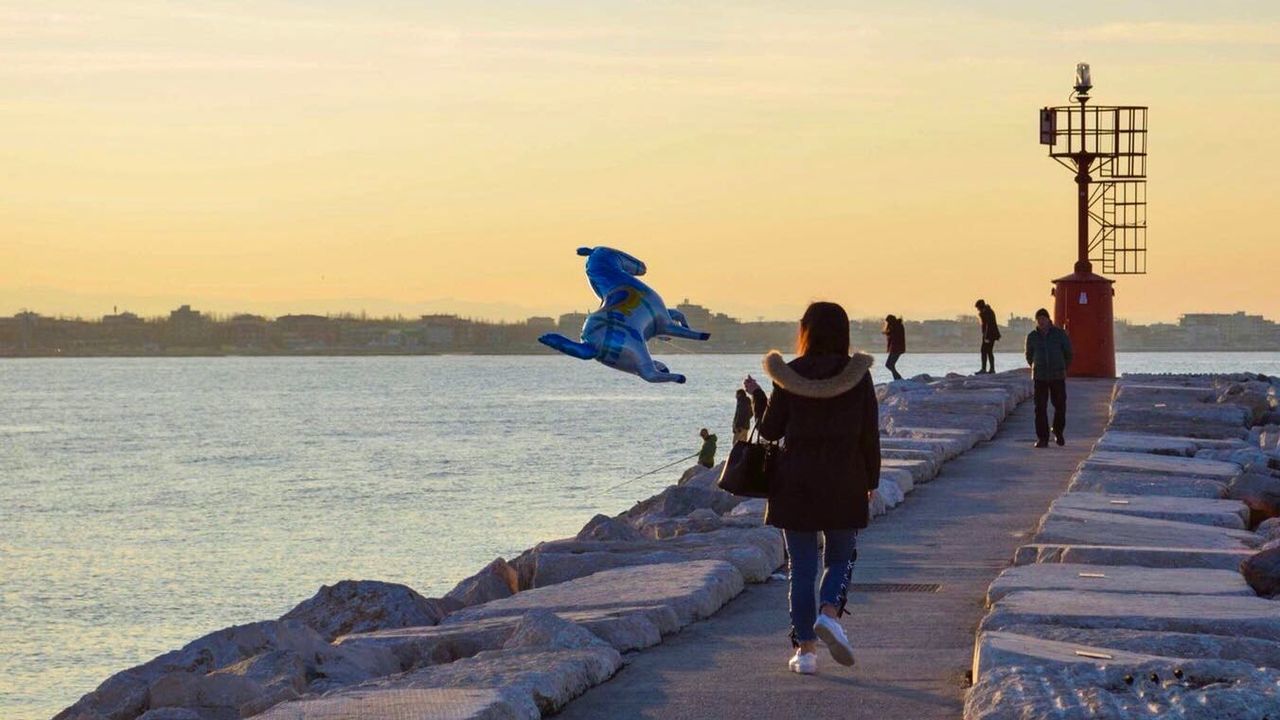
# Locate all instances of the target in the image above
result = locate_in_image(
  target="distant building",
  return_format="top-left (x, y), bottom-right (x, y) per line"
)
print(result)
top-left (557, 312), bottom-right (588, 336)
top-left (675, 300), bottom-right (713, 329)
top-left (525, 316), bottom-right (556, 332)
top-left (276, 314), bottom-right (335, 349)
top-left (419, 314), bottom-right (466, 349)
top-left (168, 305), bottom-right (210, 345)
top-left (227, 314), bottom-right (269, 348)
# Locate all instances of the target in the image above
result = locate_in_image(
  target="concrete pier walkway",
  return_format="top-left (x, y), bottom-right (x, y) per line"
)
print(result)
top-left (559, 379), bottom-right (1115, 720)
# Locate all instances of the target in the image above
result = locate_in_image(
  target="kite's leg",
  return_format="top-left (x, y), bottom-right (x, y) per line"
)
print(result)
top-left (657, 321), bottom-right (710, 342)
top-left (638, 363), bottom-right (686, 383)
top-left (538, 333), bottom-right (599, 360)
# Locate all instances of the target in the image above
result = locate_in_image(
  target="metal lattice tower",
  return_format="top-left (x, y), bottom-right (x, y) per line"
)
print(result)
top-left (1039, 65), bottom-right (1149, 274)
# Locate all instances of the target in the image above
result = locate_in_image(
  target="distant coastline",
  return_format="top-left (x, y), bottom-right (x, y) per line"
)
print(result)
top-left (4, 301), bottom-right (1279, 357)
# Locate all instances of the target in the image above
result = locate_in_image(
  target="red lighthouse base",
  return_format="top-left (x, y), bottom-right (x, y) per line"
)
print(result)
top-left (1052, 270), bottom-right (1116, 378)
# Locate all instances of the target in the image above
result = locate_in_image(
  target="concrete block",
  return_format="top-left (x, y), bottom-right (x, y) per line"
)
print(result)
top-left (1068, 468), bottom-right (1228, 498)
top-left (986, 564), bottom-right (1253, 605)
top-left (981, 590), bottom-right (1280, 642)
top-left (1050, 493), bottom-right (1249, 529)
top-left (1013, 543), bottom-right (1255, 571)
top-left (1032, 507), bottom-right (1259, 550)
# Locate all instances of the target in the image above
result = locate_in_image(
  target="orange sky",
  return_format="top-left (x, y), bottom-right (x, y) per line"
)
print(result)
top-left (2, 1), bottom-right (1278, 323)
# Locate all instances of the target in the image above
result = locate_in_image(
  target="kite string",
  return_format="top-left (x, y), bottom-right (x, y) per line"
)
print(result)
top-left (655, 337), bottom-right (699, 354)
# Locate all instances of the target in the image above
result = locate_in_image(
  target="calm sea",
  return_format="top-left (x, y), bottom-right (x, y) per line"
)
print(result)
top-left (3, 352), bottom-right (1279, 718)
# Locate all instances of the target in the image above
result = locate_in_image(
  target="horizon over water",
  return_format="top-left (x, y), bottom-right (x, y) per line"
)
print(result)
top-left (5, 352), bottom-right (1280, 718)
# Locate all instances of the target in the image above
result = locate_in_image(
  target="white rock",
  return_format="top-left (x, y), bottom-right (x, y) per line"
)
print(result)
top-left (986, 624), bottom-right (1280, 668)
top-left (881, 426), bottom-right (983, 452)
top-left (281, 581), bottom-right (459, 642)
top-left (972, 630), bottom-right (1168, 682)
top-left (256, 687), bottom-right (535, 720)
top-left (446, 558), bottom-right (520, 609)
top-left (1068, 468), bottom-right (1228, 498)
top-left (1013, 543), bottom-right (1256, 571)
top-left (880, 467), bottom-right (914, 495)
top-left (501, 611), bottom-right (606, 651)
top-left (1081, 451), bottom-right (1242, 481)
top-left (1033, 507), bottom-right (1259, 550)
top-left (981, 590), bottom-right (1280, 641)
top-left (1095, 431), bottom-right (1199, 456)
top-left (1050, 493), bottom-right (1249, 529)
top-left (445, 560), bottom-right (744, 632)
top-left (986, 564), bottom-right (1254, 605)
top-left (877, 477), bottom-right (905, 508)
top-left (967, 651), bottom-right (1280, 720)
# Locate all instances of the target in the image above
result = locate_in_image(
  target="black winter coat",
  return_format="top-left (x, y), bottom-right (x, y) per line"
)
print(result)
top-left (884, 321), bottom-right (906, 354)
top-left (750, 351), bottom-right (881, 531)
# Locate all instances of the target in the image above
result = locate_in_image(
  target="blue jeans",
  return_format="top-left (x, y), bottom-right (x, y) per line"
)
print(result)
top-left (783, 529), bottom-right (858, 644)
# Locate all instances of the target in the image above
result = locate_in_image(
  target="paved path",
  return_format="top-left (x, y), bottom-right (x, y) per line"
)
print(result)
top-left (560, 378), bottom-right (1114, 720)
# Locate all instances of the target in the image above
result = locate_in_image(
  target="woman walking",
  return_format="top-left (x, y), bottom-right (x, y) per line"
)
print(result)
top-left (744, 301), bottom-right (880, 674)
top-left (882, 314), bottom-right (906, 380)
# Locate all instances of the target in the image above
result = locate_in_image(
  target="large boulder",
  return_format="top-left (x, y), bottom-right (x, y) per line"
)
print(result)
top-left (967, 653), bottom-right (1280, 720)
top-left (985, 564), bottom-right (1253, 605)
top-left (1032, 507), bottom-right (1259, 551)
top-left (623, 484), bottom-right (741, 519)
top-left (55, 621), bottom-right (328, 720)
top-left (1256, 517), bottom-right (1280, 542)
top-left (1241, 547), bottom-right (1280, 598)
top-left (1215, 380), bottom-right (1275, 424)
top-left (985, 624), bottom-right (1280, 668)
top-left (55, 620), bottom-right (399, 720)
top-left (1048, 493), bottom-right (1249, 529)
top-left (501, 611), bottom-right (606, 651)
top-left (281, 580), bottom-right (461, 641)
top-left (1067, 468), bottom-right (1228, 498)
top-left (677, 462), bottom-right (723, 490)
top-left (148, 662), bottom-right (287, 719)
top-left (635, 508), bottom-right (723, 539)
top-left (574, 514), bottom-right (644, 543)
top-left (1227, 472), bottom-right (1280, 525)
top-left (445, 558), bottom-right (520, 609)
top-left (1195, 448), bottom-right (1280, 474)
top-left (981, 590), bottom-right (1280, 641)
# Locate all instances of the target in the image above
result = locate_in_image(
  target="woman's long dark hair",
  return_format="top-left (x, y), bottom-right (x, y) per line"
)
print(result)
top-left (796, 301), bottom-right (850, 357)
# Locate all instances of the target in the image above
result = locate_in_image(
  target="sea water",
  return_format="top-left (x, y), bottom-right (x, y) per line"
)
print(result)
top-left (3, 352), bottom-right (1279, 718)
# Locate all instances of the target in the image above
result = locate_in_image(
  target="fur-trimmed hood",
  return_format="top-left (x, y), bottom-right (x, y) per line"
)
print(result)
top-left (762, 350), bottom-right (874, 399)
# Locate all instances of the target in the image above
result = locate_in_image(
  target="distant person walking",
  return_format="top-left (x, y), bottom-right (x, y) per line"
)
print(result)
top-left (743, 301), bottom-right (880, 675)
top-left (882, 314), bottom-right (906, 381)
top-left (697, 428), bottom-right (718, 468)
top-left (1025, 308), bottom-right (1073, 448)
top-left (732, 389), bottom-right (753, 443)
top-left (975, 299), bottom-right (1001, 374)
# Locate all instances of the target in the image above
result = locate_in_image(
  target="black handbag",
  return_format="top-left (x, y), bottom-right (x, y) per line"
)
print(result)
top-left (717, 428), bottom-right (778, 498)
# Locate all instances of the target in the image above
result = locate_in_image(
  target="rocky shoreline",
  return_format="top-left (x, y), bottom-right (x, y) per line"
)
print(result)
top-left (967, 373), bottom-right (1280, 719)
top-left (55, 370), bottom-right (1036, 720)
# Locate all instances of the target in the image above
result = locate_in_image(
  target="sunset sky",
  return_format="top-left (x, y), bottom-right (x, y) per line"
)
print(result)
top-left (3, 1), bottom-right (1278, 323)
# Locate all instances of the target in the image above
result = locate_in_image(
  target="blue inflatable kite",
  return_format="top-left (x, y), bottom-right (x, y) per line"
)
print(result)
top-left (538, 246), bottom-right (710, 383)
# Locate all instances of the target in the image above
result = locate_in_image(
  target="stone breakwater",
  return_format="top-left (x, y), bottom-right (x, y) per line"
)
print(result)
top-left (54, 370), bottom-right (1034, 720)
top-left (967, 373), bottom-right (1280, 720)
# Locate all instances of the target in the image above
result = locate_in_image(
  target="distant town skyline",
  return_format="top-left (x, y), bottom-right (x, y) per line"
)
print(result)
top-left (4, 2), bottom-right (1280, 324)
top-left (5, 300), bottom-right (1278, 357)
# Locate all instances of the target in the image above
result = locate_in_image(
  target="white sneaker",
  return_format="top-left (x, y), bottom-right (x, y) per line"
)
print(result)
top-left (814, 615), bottom-right (855, 667)
top-left (788, 650), bottom-right (818, 675)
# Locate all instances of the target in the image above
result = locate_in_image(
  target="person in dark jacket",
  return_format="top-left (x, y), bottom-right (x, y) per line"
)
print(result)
top-left (882, 314), bottom-right (906, 380)
top-left (975, 299), bottom-right (1001, 374)
top-left (696, 428), bottom-right (717, 468)
top-left (732, 389), bottom-right (752, 443)
top-left (744, 301), bottom-right (879, 675)
top-left (1025, 308), bottom-right (1074, 448)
